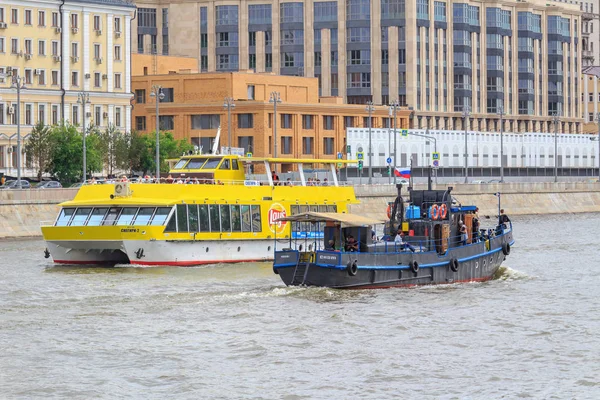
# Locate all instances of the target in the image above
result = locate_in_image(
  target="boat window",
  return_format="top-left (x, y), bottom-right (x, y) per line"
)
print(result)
top-left (173, 159), bottom-right (189, 169)
top-left (102, 207), bottom-right (122, 226)
top-left (219, 159), bottom-right (231, 170)
top-left (251, 205), bottom-right (261, 232)
top-left (326, 205), bottom-right (337, 213)
top-left (318, 205), bottom-right (328, 212)
top-left (309, 205), bottom-right (319, 212)
top-left (220, 205), bottom-right (231, 231)
top-left (177, 204), bottom-right (189, 232)
top-left (186, 158), bottom-right (209, 169)
top-left (198, 205), bottom-right (210, 232)
top-left (70, 208), bottom-right (93, 226)
top-left (55, 208), bottom-right (75, 226)
top-left (132, 207), bottom-right (155, 225)
top-left (209, 204), bottom-right (220, 232)
top-left (232, 159), bottom-right (239, 170)
top-left (116, 208), bottom-right (138, 226)
top-left (231, 205), bottom-right (241, 231)
top-left (202, 158), bottom-right (222, 169)
top-left (87, 208), bottom-right (109, 226)
top-left (188, 205), bottom-right (199, 232)
top-left (164, 213), bottom-right (177, 232)
top-left (240, 205), bottom-right (252, 232)
top-left (150, 207), bottom-right (172, 226)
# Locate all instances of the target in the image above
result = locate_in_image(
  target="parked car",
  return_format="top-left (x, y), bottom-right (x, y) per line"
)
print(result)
top-left (487, 179), bottom-right (501, 184)
top-left (0, 179), bottom-right (31, 189)
top-left (35, 181), bottom-right (63, 189)
top-left (69, 182), bottom-right (84, 188)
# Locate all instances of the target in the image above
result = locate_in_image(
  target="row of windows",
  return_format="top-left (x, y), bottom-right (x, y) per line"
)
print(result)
top-left (0, 7), bottom-right (122, 32)
top-left (0, 102), bottom-right (124, 127)
top-left (168, 204), bottom-right (262, 234)
top-left (56, 207), bottom-right (172, 227)
top-left (172, 157), bottom-right (240, 171)
top-left (0, 38), bottom-right (122, 61)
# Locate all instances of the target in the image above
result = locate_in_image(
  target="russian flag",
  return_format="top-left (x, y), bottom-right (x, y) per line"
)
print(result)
top-left (394, 167), bottom-right (411, 178)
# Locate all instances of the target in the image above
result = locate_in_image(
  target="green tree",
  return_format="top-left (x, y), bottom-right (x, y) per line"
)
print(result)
top-left (99, 124), bottom-right (129, 177)
top-left (133, 131), bottom-right (193, 175)
top-left (24, 121), bottom-right (52, 181)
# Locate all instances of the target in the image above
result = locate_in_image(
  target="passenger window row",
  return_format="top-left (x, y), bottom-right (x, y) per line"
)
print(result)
top-left (55, 207), bottom-right (173, 227)
top-left (166, 204), bottom-right (262, 233)
top-left (172, 157), bottom-right (240, 171)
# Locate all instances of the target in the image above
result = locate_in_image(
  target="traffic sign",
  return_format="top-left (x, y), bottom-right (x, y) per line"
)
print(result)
top-left (346, 145), bottom-right (351, 153)
top-left (337, 162), bottom-right (343, 168)
top-left (337, 152), bottom-right (343, 159)
top-left (357, 152), bottom-right (364, 160)
top-left (432, 152), bottom-right (440, 161)
top-left (433, 160), bottom-right (440, 169)
top-left (401, 129), bottom-right (408, 137)
top-left (246, 152), bottom-right (253, 157)
top-left (386, 157), bottom-right (392, 164)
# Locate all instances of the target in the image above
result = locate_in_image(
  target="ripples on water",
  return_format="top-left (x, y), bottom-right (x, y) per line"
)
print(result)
top-left (1, 214), bottom-right (599, 399)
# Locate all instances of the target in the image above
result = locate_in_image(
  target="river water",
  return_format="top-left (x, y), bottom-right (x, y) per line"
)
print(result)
top-left (1, 214), bottom-right (599, 399)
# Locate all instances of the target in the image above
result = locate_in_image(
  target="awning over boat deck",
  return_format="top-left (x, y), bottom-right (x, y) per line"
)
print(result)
top-left (277, 212), bottom-right (386, 227)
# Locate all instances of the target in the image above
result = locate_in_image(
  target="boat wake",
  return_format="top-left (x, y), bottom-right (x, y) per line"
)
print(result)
top-left (493, 265), bottom-right (530, 281)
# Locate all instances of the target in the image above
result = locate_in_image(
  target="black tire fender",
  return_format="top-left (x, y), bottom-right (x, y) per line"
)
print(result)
top-left (409, 260), bottom-right (419, 273)
top-left (347, 260), bottom-right (358, 276)
top-left (450, 258), bottom-right (459, 272)
top-left (273, 266), bottom-right (279, 275)
top-left (502, 243), bottom-right (511, 256)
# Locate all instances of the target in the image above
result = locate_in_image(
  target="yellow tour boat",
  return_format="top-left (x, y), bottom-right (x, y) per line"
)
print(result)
top-left (41, 155), bottom-right (357, 266)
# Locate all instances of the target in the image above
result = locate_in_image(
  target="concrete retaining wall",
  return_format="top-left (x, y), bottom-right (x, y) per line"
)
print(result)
top-left (1, 184), bottom-right (599, 239)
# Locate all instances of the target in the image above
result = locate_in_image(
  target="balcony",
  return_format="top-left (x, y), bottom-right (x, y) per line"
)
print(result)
top-left (582, 12), bottom-right (594, 21)
top-left (583, 49), bottom-right (594, 61)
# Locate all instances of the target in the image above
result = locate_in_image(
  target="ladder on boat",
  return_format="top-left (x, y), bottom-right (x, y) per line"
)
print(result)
top-left (291, 252), bottom-right (312, 285)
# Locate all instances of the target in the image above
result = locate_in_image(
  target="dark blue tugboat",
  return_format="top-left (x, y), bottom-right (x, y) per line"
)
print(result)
top-left (272, 180), bottom-right (514, 289)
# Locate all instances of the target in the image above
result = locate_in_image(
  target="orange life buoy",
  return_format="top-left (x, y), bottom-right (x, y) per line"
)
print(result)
top-left (430, 204), bottom-right (439, 220)
top-left (439, 204), bottom-right (448, 219)
top-left (386, 204), bottom-right (392, 219)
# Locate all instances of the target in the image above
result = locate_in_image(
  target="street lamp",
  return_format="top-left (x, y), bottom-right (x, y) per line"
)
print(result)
top-left (389, 100), bottom-right (400, 184)
top-left (365, 101), bottom-right (375, 184)
top-left (497, 105), bottom-right (505, 183)
top-left (269, 91), bottom-right (282, 165)
top-left (462, 105), bottom-right (470, 183)
top-left (77, 91), bottom-right (90, 183)
top-left (409, 129), bottom-right (438, 184)
top-left (552, 113), bottom-right (560, 183)
top-left (223, 97), bottom-right (235, 154)
top-left (10, 74), bottom-right (26, 189)
top-left (150, 85), bottom-right (165, 180)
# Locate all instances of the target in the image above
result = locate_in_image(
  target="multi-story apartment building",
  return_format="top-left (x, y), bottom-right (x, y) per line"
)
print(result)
top-left (551, 0), bottom-right (599, 66)
top-left (134, 0), bottom-right (584, 135)
top-left (0, 0), bottom-right (135, 175)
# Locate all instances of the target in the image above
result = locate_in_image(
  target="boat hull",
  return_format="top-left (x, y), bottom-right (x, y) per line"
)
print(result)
top-left (46, 239), bottom-right (278, 266)
top-left (274, 233), bottom-right (514, 289)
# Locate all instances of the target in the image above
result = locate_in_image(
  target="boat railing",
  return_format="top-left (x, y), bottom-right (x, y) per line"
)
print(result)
top-left (81, 177), bottom-right (351, 187)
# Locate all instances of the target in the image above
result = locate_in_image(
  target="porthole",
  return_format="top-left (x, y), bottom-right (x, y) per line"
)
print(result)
top-left (475, 261), bottom-right (479, 269)
top-left (490, 257), bottom-right (493, 264)
top-left (205, 248), bottom-right (209, 253)
top-left (237, 246), bottom-right (241, 252)
top-left (268, 246), bottom-right (271, 251)
top-left (483, 259), bottom-right (486, 267)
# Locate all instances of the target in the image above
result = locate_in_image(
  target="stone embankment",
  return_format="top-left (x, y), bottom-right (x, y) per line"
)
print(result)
top-left (1, 183), bottom-right (600, 239)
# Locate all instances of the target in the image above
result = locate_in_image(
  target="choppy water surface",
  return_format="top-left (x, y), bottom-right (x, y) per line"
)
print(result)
top-left (1, 214), bottom-right (599, 399)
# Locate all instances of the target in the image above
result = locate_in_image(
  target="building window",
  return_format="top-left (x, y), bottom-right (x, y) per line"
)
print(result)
top-left (94, 44), bottom-right (101, 60)
top-left (217, 54), bottom-right (239, 70)
top-left (114, 17), bottom-right (121, 33)
top-left (218, 32), bottom-right (238, 47)
top-left (347, 27), bottom-right (370, 43)
top-left (94, 73), bottom-right (101, 88)
top-left (247, 85), bottom-right (255, 100)
top-left (160, 88), bottom-right (174, 102)
top-left (191, 115), bottom-right (220, 129)
top-left (248, 4), bottom-right (271, 25)
top-left (11, 38), bottom-right (18, 54)
top-left (52, 12), bottom-right (58, 27)
top-left (72, 105), bottom-right (79, 125)
top-left (348, 72), bottom-right (371, 88)
top-left (216, 5), bottom-right (238, 25)
top-left (25, 10), bottom-right (32, 25)
top-left (25, 39), bottom-right (32, 55)
top-left (323, 138), bottom-right (334, 155)
top-left (281, 114), bottom-right (292, 129)
top-left (281, 29), bottom-right (304, 45)
top-left (38, 104), bottom-right (45, 124)
top-left (138, 8), bottom-right (156, 28)
top-left (116, 108), bottom-right (122, 127)
top-left (94, 106), bottom-right (101, 125)
top-left (281, 137), bottom-right (292, 154)
top-left (302, 115), bottom-right (313, 130)
top-left (238, 114), bottom-right (253, 129)
top-left (51, 70), bottom-right (59, 86)
top-left (93, 15), bottom-right (101, 31)
top-left (0, 38), bottom-right (4, 53)
top-left (25, 104), bottom-right (33, 125)
top-left (344, 116), bottom-right (354, 128)
top-left (71, 71), bottom-right (79, 87)
top-left (348, 49), bottom-right (371, 65)
top-left (136, 116), bottom-right (146, 131)
top-left (38, 40), bottom-right (45, 56)
top-left (11, 9), bottom-right (18, 24)
top-left (114, 45), bottom-right (121, 61)
top-left (71, 42), bottom-right (78, 57)
top-left (51, 41), bottom-right (58, 56)
top-left (135, 89), bottom-right (146, 104)
top-left (137, 34), bottom-right (144, 53)
top-left (280, 3), bottom-right (303, 23)
top-left (24, 69), bottom-right (32, 85)
top-left (238, 136), bottom-right (254, 153)
top-left (38, 10), bottom-right (45, 26)
top-left (201, 56), bottom-right (208, 72)
top-left (38, 69), bottom-right (45, 85)
top-left (323, 116), bottom-right (334, 130)
top-left (159, 115), bottom-right (174, 130)
top-left (302, 137), bottom-right (314, 154)
top-left (314, 2), bottom-right (337, 22)
top-left (52, 105), bottom-right (58, 125)
top-left (71, 13), bottom-right (78, 29)
top-left (114, 73), bottom-right (122, 89)
top-left (347, 0), bottom-right (370, 21)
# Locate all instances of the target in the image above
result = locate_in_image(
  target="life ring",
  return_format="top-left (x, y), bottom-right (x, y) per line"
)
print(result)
top-left (502, 243), bottom-right (511, 256)
top-left (430, 204), bottom-right (439, 220)
top-left (409, 260), bottom-right (419, 273)
top-left (347, 260), bottom-right (358, 276)
top-left (439, 204), bottom-right (448, 219)
top-left (386, 204), bottom-right (392, 219)
top-left (450, 258), bottom-right (459, 272)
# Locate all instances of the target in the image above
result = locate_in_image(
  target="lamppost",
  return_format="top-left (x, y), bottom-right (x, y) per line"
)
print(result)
top-left (552, 113), bottom-right (560, 183)
top-left (497, 105), bottom-right (505, 183)
top-left (389, 100), bottom-right (400, 184)
top-left (223, 97), bottom-right (235, 154)
top-left (409, 129), bottom-right (438, 184)
top-left (150, 85), bottom-right (165, 180)
top-left (462, 105), bottom-right (470, 183)
top-left (77, 91), bottom-right (90, 183)
top-left (269, 92), bottom-right (282, 165)
top-left (365, 101), bottom-right (375, 184)
top-left (10, 74), bottom-right (26, 189)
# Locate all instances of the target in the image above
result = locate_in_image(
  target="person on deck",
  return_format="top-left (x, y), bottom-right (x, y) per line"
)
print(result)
top-left (395, 230), bottom-right (415, 252)
top-left (345, 235), bottom-right (359, 252)
top-left (325, 239), bottom-right (336, 251)
top-left (460, 222), bottom-right (468, 246)
top-left (499, 209), bottom-right (511, 228)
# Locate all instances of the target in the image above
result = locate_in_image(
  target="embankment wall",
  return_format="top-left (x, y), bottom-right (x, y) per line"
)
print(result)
top-left (1, 183), bottom-right (599, 239)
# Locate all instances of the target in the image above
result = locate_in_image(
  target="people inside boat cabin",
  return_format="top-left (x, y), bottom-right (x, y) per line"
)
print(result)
top-left (459, 221), bottom-right (468, 245)
top-left (472, 218), bottom-right (480, 243)
top-left (325, 239), bottom-right (336, 251)
top-left (345, 235), bottom-right (359, 252)
top-left (394, 229), bottom-right (416, 252)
